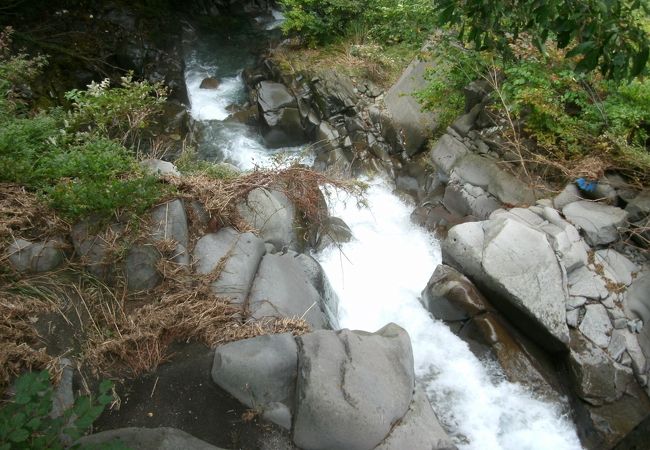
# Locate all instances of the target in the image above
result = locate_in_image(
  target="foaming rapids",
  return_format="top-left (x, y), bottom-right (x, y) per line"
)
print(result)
top-left (316, 181), bottom-right (583, 450)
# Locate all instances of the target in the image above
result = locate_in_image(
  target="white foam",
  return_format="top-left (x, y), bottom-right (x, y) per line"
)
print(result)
top-left (265, 9), bottom-right (285, 30)
top-left (317, 180), bottom-right (583, 450)
top-left (185, 69), bottom-right (244, 121)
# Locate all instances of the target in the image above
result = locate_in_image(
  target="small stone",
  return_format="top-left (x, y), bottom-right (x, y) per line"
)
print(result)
top-left (567, 296), bottom-right (587, 310)
top-left (567, 309), bottom-right (581, 328)
top-left (199, 77), bottom-right (220, 89)
top-left (568, 266), bottom-right (608, 300)
top-left (140, 159), bottom-right (181, 177)
top-left (554, 184), bottom-right (582, 210)
top-left (579, 304), bottom-right (613, 348)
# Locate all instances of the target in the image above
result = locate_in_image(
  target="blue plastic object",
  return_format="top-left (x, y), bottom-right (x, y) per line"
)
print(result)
top-left (576, 177), bottom-right (597, 193)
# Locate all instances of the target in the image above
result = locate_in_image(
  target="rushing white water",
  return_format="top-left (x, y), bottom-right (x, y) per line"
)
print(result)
top-left (183, 21), bottom-right (583, 450)
top-left (317, 181), bottom-right (583, 450)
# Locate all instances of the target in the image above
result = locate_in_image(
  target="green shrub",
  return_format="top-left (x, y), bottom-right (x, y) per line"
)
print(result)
top-left (280, 0), bottom-right (436, 47)
top-left (0, 371), bottom-right (124, 449)
top-left (434, 0), bottom-right (649, 81)
top-left (0, 43), bottom-right (170, 222)
top-left (64, 74), bottom-right (167, 145)
top-left (280, 0), bottom-right (368, 46)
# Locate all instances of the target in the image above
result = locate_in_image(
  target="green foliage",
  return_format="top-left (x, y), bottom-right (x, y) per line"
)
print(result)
top-left (0, 371), bottom-right (124, 449)
top-left (435, 0), bottom-right (650, 81)
top-left (280, 0), bottom-right (436, 46)
top-left (363, 0), bottom-right (437, 45)
top-left (64, 74), bottom-right (167, 145)
top-left (0, 27), bottom-right (46, 117)
top-left (175, 146), bottom-right (239, 180)
top-left (418, 37), bottom-right (650, 178)
top-left (280, 0), bottom-right (367, 46)
top-left (415, 42), bottom-right (487, 130)
top-left (0, 44), bottom-right (170, 221)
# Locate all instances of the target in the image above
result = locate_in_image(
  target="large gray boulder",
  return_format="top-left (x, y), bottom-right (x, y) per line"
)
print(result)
top-left (6, 238), bottom-right (65, 273)
top-left (562, 201), bottom-right (629, 246)
top-left (384, 57), bottom-right (438, 156)
top-left (125, 245), bottom-right (163, 291)
top-left (430, 134), bottom-right (468, 176)
top-left (310, 70), bottom-right (358, 119)
top-left (212, 333), bottom-right (298, 429)
top-left (192, 228), bottom-right (266, 304)
top-left (76, 427), bottom-right (224, 450)
top-left (150, 199), bottom-right (190, 265)
top-left (237, 188), bottom-right (298, 251)
top-left (71, 220), bottom-right (125, 281)
top-left (248, 251), bottom-right (330, 329)
top-left (442, 217), bottom-right (569, 351)
top-left (257, 81), bottom-right (306, 148)
top-left (625, 190), bottom-right (650, 221)
top-left (442, 181), bottom-right (501, 219)
top-left (375, 387), bottom-right (456, 450)
top-left (293, 324), bottom-right (415, 450)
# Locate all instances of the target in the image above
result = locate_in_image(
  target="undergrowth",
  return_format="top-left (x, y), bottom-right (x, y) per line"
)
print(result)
top-left (0, 28), bottom-right (169, 223)
top-left (417, 35), bottom-right (650, 185)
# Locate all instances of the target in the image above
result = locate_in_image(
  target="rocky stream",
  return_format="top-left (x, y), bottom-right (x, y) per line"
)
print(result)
top-left (4, 2), bottom-right (650, 449)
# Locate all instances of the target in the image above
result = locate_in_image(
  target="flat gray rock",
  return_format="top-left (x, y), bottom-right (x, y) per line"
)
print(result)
top-left (562, 201), bottom-right (628, 246)
top-left (568, 266), bottom-right (608, 300)
top-left (579, 304), bottom-right (613, 349)
top-left (192, 228), bottom-right (266, 304)
top-left (76, 427), bottom-right (223, 450)
top-left (375, 386), bottom-right (457, 450)
top-left (595, 249), bottom-right (639, 286)
top-left (443, 218), bottom-right (569, 351)
top-left (293, 324), bottom-right (414, 450)
top-left (212, 333), bottom-right (298, 429)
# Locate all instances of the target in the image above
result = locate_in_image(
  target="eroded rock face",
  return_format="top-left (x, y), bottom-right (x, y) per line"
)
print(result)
top-left (293, 324), bottom-right (415, 450)
top-left (257, 81), bottom-right (306, 148)
top-left (442, 217), bottom-right (569, 351)
top-left (383, 58), bottom-right (438, 156)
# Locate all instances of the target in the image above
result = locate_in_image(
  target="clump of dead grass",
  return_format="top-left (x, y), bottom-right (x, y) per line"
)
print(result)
top-left (0, 292), bottom-right (58, 391)
top-left (0, 183), bottom-right (68, 247)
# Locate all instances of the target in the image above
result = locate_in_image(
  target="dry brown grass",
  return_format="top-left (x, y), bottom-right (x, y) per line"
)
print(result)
top-left (0, 183), bottom-right (68, 248)
top-left (0, 292), bottom-right (58, 390)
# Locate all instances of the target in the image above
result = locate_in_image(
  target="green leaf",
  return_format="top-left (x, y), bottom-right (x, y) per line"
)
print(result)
top-left (8, 428), bottom-right (29, 443)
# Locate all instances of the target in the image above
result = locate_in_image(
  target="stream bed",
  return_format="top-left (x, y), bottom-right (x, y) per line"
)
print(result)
top-left (183, 19), bottom-right (583, 450)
